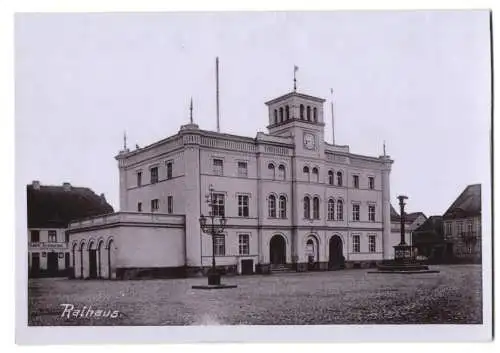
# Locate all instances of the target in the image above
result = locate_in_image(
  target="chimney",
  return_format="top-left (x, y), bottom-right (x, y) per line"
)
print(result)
top-left (32, 180), bottom-right (40, 190)
top-left (62, 182), bottom-right (71, 191)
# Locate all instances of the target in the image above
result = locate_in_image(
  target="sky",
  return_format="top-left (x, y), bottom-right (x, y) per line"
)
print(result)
top-left (15, 11), bottom-right (491, 216)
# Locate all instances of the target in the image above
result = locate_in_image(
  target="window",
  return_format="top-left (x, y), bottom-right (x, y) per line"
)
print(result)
top-left (352, 204), bottom-right (360, 221)
top-left (467, 220), bottom-right (473, 234)
top-left (328, 170), bottom-right (334, 185)
top-left (279, 107), bottom-right (284, 122)
top-left (466, 241), bottom-right (473, 254)
top-left (313, 197), bottom-right (320, 219)
top-left (368, 177), bottom-right (375, 190)
top-left (304, 196), bottom-right (311, 219)
top-left (137, 202), bottom-right (142, 212)
top-left (303, 166), bottom-right (310, 181)
top-left (278, 164), bottom-right (285, 180)
top-left (368, 205), bottom-right (376, 222)
top-left (352, 235), bottom-right (361, 253)
top-left (212, 193), bottom-right (225, 217)
top-left (337, 200), bottom-right (344, 221)
top-left (456, 222), bottom-right (463, 236)
top-left (273, 109), bottom-right (278, 124)
top-left (239, 234), bottom-right (250, 255)
top-left (279, 195), bottom-right (287, 219)
top-left (268, 163), bottom-right (275, 179)
top-left (31, 230), bottom-right (40, 243)
top-left (313, 107), bottom-right (317, 122)
top-left (65, 232), bottom-right (70, 243)
top-left (312, 167), bottom-right (319, 182)
top-left (214, 235), bottom-right (225, 256)
top-left (150, 167), bottom-right (158, 184)
top-left (48, 230), bottom-right (57, 242)
top-left (137, 171), bottom-right (142, 187)
top-left (307, 106), bottom-right (311, 121)
top-left (166, 162), bottom-right (173, 180)
top-left (268, 195), bottom-right (277, 218)
top-left (353, 175), bottom-right (359, 189)
top-left (336, 171), bottom-right (343, 186)
top-left (285, 105), bottom-right (290, 120)
top-left (213, 159), bottom-right (224, 176)
top-left (167, 196), bottom-right (173, 214)
top-left (300, 104), bottom-right (305, 119)
top-left (328, 199), bottom-right (335, 220)
top-left (369, 235), bottom-right (376, 253)
top-left (238, 195), bottom-right (249, 217)
top-left (151, 199), bottom-right (159, 212)
top-left (445, 222), bottom-right (452, 236)
top-left (238, 161), bottom-right (248, 177)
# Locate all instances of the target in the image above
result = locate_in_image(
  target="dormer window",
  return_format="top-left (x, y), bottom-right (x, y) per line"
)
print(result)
top-left (313, 107), bottom-right (317, 122)
top-left (307, 106), bottom-right (311, 121)
top-left (300, 104), bottom-right (305, 119)
top-left (279, 107), bottom-right (284, 122)
top-left (273, 109), bottom-right (278, 125)
top-left (285, 105), bottom-right (290, 120)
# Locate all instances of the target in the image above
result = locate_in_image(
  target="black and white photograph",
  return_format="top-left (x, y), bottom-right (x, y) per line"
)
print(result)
top-left (14, 8), bottom-right (492, 344)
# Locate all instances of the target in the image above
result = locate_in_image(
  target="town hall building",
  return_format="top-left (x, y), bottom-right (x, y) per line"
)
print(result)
top-left (68, 89), bottom-right (395, 279)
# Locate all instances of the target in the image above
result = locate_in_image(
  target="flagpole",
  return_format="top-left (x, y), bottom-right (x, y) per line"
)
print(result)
top-left (190, 97), bottom-right (193, 124)
top-left (216, 57), bottom-right (220, 133)
top-left (330, 88), bottom-right (335, 145)
top-left (293, 65), bottom-right (298, 92)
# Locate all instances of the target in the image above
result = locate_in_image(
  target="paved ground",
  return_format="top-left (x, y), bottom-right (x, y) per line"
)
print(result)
top-left (28, 264), bottom-right (482, 326)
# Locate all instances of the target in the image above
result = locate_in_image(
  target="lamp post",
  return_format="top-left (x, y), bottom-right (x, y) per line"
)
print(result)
top-left (199, 184), bottom-right (227, 286)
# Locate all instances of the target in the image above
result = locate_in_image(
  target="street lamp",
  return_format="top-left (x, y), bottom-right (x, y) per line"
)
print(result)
top-left (199, 184), bottom-right (227, 286)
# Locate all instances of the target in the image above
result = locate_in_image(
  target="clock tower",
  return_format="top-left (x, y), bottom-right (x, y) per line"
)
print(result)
top-left (265, 91), bottom-right (326, 158)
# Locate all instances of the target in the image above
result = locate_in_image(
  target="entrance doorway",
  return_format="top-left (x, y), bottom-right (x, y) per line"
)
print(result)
top-left (328, 235), bottom-right (344, 269)
top-left (306, 236), bottom-right (319, 270)
top-left (47, 252), bottom-right (59, 275)
top-left (31, 253), bottom-right (40, 276)
top-left (270, 234), bottom-right (286, 265)
top-left (241, 259), bottom-right (254, 275)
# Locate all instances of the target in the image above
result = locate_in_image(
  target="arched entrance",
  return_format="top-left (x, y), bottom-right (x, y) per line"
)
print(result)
top-left (71, 243), bottom-right (77, 277)
top-left (270, 234), bottom-right (286, 265)
top-left (79, 241), bottom-right (85, 278)
top-left (107, 239), bottom-right (114, 279)
top-left (329, 235), bottom-right (345, 269)
top-left (97, 240), bottom-right (104, 278)
top-left (305, 235), bottom-right (319, 270)
top-left (88, 240), bottom-right (97, 279)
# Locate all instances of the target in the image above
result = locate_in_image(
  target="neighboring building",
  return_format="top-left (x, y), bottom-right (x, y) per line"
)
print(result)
top-left (389, 205), bottom-right (426, 258)
top-left (27, 181), bottom-right (114, 277)
top-left (68, 89), bottom-right (397, 279)
top-left (442, 184), bottom-right (482, 263)
top-left (412, 216), bottom-right (449, 262)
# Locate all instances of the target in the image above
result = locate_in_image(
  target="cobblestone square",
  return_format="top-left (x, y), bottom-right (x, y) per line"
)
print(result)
top-left (28, 264), bottom-right (482, 326)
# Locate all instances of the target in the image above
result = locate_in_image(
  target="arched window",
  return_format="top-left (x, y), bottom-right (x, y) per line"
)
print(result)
top-left (328, 170), bottom-right (334, 185)
top-left (268, 194), bottom-right (277, 218)
top-left (303, 166), bottom-right (310, 182)
top-left (312, 167), bottom-right (319, 182)
top-left (278, 164), bottom-right (286, 180)
top-left (303, 196), bottom-right (311, 219)
top-left (279, 195), bottom-right (287, 219)
top-left (285, 105), bottom-right (290, 120)
top-left (336, 171), bottom-right (343, 186)
top-left (313, 197), bottom-right (320, 219)
top-left (307, 106), bottom-right (311, 121)
top-left (268, 163), bottom-right (275, 180)
top-left (273, 109), bottom-right (278, 124)
top-left (328, 199), bottom-right (335, 220)
top-left (300, 104), bottom-right (305, 119)
top-left (337, 199), bottom-right (344, 221)
top-left (279, 107), bottom-right (284, 122)
top-left (313, 107), bottom-right (317, 122)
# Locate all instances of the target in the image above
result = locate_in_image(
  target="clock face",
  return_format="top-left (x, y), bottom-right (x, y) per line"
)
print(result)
top-left (304, 133), bottom-right (315, 150)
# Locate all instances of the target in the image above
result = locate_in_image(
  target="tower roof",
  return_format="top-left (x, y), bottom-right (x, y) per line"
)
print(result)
top-left (265, 91), bottom-right (326, 105)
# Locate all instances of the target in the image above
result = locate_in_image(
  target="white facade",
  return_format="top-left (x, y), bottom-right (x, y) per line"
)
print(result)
top-left (68, 91), bottom-right (395, 278)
